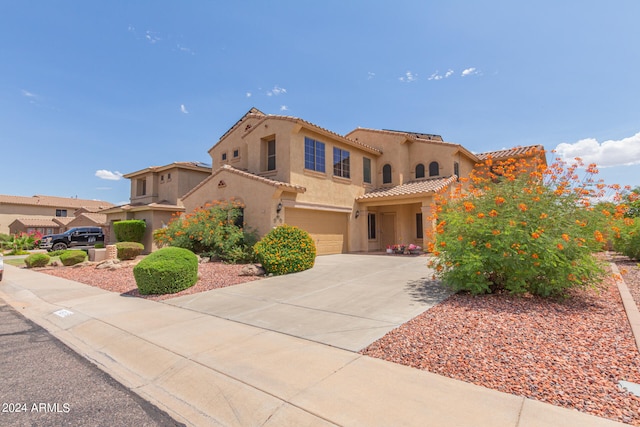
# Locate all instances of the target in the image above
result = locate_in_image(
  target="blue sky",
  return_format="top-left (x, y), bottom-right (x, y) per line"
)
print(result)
top-left (2, 1), bottom-right (639, 205)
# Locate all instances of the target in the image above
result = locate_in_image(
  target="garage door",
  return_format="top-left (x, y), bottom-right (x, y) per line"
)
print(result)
top-left (285, 208), bottom-right (347, 255)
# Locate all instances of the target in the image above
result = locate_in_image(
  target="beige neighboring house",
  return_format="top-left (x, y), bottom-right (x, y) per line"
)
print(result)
top-left (177, 108), bottom-right (546, 255)
top-left (0, 194), bottom-right (113, 236)
top-left (102, 162), bottom-right (212, 252)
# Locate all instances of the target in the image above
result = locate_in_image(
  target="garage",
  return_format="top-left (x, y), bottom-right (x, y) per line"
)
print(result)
top-left (284, 208), bottom-right (348, 255)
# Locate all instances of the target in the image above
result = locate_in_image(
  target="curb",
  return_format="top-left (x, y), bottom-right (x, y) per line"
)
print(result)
top-left (610, 262), bottom-right (640, 352)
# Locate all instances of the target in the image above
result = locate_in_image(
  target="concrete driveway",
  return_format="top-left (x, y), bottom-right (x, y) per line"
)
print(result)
top-left (167, 254), bottom-right (452, 351)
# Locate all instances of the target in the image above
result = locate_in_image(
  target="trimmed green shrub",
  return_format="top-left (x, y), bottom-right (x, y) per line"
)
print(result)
top-left (48, 249), bottom-right (67, 257)
top-left (24, 253), bottom-right (50, 268)
top-left (115, 242), bottom-right (144, 260)
top-left (114, 220), bottom-right (146, 243)
top-left (94, 243), bottom-right (105, 249)
top-left (612, 218), bottom-right (640, 261)
top-left (59, 250), bottom-right (87, 266)
top-left (254, 225), bottom-right (316, 275)
top-left (133, 247), bottom-right (198, 295)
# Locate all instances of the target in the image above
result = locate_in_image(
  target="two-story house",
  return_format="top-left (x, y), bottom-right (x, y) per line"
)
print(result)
top-left (102, 162), bottom-right (211, 252)
top-left (178, 108), bottom-right (545, 255)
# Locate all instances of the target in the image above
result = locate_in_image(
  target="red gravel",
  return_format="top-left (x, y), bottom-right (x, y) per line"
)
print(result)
top-left (362, 259), bottom-right (640, 425)
top-left (39, 261), bottom-right (261, 301)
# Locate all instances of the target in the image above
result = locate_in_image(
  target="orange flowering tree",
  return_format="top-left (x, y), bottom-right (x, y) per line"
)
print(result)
top-left (153, 200), bottom-right (258, 263)
top-left (427, 150), bottom-right (620, 297)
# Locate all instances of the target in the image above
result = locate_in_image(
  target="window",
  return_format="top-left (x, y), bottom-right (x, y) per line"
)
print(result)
top-left (267, 139), bottom-right (276, 171)
top-left (368, 213), bottom-right (376, 239)
top-left (382, 164), bottom-right (392, 184)
top-left (416, 213), bottom-right (424, 239)
top-left (363, 157), bottom-right (371, 184)
top-left (55, 209), bottom-right (67, 217)
top-left (333, 147), bottom-right (350, 178)
top-left (160, 174), bottom-right (164, 183)
top-left (136, 179), bottom-right (147, 196)
top-left (167, 173), bottom-right (171, 181)
top-left (233, 148), bottom-right (239, 158)
top-left (454, 162), bottom-right (460, 180)
top-left (221, 152), bottom-right (227, 161)
top-left (304, 137), bottom-right (325, 172)
top-left (429, 161), bottom-right (439, 177)
top-left (415, 163), bottom-right (425, 179)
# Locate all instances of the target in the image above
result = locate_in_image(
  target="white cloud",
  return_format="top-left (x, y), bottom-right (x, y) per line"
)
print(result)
top-left (399, 71), bottom-right (417, 83)
top-left (367, 72), bottom-right (376, 80)
top-left (428, 69), bottom-right (455, 81)
top-left (21, 89), bottom-right (38, 98)
top-left (180, 104), bottom-right (189, 114)
top-left (267, 85), bottom-right (287, 96)
top-left (554, 132), bottom-right (640, 167)
top-left (280, 105), bottom-right (288, 112)
top-left (95, 170), bottom-right (124, 181)
top-left (246, 92), bottom-right (252, 98)
top-left (461, 67), bottom-right (478, 77)
top-left (145, 30), bottom-right (160, 44)
top-left (445, 69), bottom-right (454, 78)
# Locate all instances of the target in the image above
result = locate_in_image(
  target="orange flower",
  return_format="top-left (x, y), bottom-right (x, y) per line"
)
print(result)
top-left (494, 196), bottom-right (506, 205)
top-left (531, 232), bottom-right (540, 239)
top-left (532, 253), bottom-right (539, 259)
top-left (489, 209), bottom-right (499, 217)
top-left (457, 235), bottom-right (464, 241)
top-left (485, 242), bottom-right (492, 249)
top-left (477, 213), bottom-right (485, 219)
top-left (557, 243), bottom-right (564, 250)
top-left (492, 229), bottom-right (501, 235)
top-left (470, 241), bottom-right (477, 247)
top-left (518, 203), bottom-right (528, 212)
top-left (464, 201), bottom-right (475, 212)
top-left (594, 230), bottom-right (604, 242)
top-left (561, 233), bottom-right (570, 242)
top-left (539, 213), bottom-right (548, 219)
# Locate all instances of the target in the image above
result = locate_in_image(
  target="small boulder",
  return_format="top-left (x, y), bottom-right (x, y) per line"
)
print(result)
top-left (240, 264), bottom-right (266, 276)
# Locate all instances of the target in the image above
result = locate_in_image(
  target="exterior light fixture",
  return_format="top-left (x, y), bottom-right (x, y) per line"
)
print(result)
top-left (277, 202), bottom-right (283, 213)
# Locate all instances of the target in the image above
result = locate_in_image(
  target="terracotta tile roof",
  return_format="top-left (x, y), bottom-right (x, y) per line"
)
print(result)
top-left (476, 145), bottom-right (545, 160)
top-left (357, 176), bottom-right (456, 200)
top-left (53, 217), bottom-right (74, 226)
top-left (76, 212), bottom-right (108, 224)
top-left (181, 164), bottom-right (306, 201)
top-left (124, 161), bottom-right (212, 178)
top-left (100, 201), bottom-right (184, 214)
top-left (10, 217), bottom-right (60, 227)
top-left (0, 194), bottom-right (113, 209)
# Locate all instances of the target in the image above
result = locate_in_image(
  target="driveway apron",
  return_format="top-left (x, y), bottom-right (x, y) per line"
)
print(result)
top-left (166, 254), bottom-right (452, 351)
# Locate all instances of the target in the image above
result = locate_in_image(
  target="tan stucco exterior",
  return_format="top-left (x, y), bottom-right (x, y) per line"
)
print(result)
top-left (113, 108), bottom-right (546, 255)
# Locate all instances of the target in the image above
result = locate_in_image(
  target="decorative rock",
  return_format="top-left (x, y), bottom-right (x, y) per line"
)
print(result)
top-left (95, 259), bottom-right (121, 269)
top-left (239, 264), bottom-right (266, 276)
top-left (106, 244), bottom-right (117, 260)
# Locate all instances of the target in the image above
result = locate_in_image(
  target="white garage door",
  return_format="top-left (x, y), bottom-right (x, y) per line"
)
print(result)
top-left (285, 208), bottom-right (347, 255)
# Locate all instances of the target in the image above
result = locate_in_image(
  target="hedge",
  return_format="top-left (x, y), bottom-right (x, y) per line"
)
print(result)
top-left (133, 247), bottom-right (198, 295)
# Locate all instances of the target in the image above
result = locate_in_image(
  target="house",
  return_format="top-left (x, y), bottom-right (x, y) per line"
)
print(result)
top-left (102, 162), bottom-right (212, 252)
top-left (177, 108), bottom-right (546, 255)
top-left (0, 194), bottom-right (113, 236)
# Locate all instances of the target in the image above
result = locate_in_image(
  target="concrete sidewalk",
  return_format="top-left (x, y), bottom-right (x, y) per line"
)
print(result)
top-left (0, 264), bottom-right (625, 426)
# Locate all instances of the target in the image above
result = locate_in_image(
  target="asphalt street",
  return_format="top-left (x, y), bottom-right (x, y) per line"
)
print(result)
top-left (0, 299), bottom-right (184, 427)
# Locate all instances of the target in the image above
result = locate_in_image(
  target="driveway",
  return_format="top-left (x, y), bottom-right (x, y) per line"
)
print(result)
top-left (167, 254), bottom-right (452, 351)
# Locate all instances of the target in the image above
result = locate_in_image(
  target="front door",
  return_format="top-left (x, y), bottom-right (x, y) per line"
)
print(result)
top-left (380, 213), bottom-right (396, 250)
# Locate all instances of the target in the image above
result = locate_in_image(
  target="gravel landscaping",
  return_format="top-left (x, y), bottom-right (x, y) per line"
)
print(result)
top-left (33, 253), bottom-right (640, 424)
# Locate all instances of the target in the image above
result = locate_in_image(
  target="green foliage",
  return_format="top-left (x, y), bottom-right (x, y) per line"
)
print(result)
top-left (153, 200), bottom-right (257, 263)
top-left (254, 225), bottom-right (316, 275)
top-left (623, 187), bottom-right (640, 218)
top-left (612, 218), bottom-right (640, 261)
top-left (133, 247), bottom-right (198, 295)
top-left (428, 152), bottom-right (609, 297)
top-left (5, 231), bottom-right (42, 254)
top-left (94, 243), bottom-right (105, 249)
top-left (113, 220), bottom-right (146, 243)
top-left (115, 242), bottom-right (144, 260)
top-left (24, 253), bottom-right (50, 268)
top-left (48, 249), bottom-right (67, 257)
top-left (59, 250), bottom-right (87, 266)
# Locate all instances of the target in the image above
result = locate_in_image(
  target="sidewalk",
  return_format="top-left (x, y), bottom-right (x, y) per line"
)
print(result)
top-left (0, 264), bottom-right (625, 426)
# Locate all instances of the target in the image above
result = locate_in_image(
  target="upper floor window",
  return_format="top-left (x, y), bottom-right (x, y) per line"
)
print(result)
top-left (363, 157), bottom-right (372, 184)
top-left (136, 179), bottom-right (147, 196)
top-left (429, 161), bottom-right (439, 177)
top-left (333, 147), bottom-right (350, 178)
top-left (382, 164), bottom-right (392, 184)
top-left (415, 163), bottom-right (425, 179)
top-left (167, 173), bottom-right (171, 181)
top-left (221, 152), bottom-right (227, 162)
top-left (267, 139), bottom-right (276, 171)
top-left (233, 148), bottom-right (240, 158)
top-left (55, 209), bottom-right (67, 217)
top-left (454, 162), bottom-right (460, 180)
top-left (160, 174), bottom-right (165, 183)
top-left (304, 137), bottom-right (325, 173)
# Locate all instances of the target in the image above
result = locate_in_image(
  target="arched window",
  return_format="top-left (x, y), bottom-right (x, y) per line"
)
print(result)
top-left (382, 164), bottom-right (392, 184)
top-left (429, 161), bottom-right (439, 177)
top-left (415, 163), bottom-right (425, 179)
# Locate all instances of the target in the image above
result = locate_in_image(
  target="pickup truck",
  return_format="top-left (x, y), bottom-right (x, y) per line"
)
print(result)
top-left (40, 227), bottom-right (105, 251)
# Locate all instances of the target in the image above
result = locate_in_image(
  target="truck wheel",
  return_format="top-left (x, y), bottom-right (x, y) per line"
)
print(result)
top-left (52, 242), bottom-right (68, 251)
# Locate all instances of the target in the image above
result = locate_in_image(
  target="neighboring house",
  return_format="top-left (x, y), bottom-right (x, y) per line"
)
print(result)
top-left (0, 194), bottom-right (113, 236)
top-left (178, 108), bottom-right (546, 255)
top-left (102, 162), bottom-right (212, 252)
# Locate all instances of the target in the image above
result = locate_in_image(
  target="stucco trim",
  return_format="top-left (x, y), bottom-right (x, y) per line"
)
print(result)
top-left (280, 199), bottom-right (353, 213)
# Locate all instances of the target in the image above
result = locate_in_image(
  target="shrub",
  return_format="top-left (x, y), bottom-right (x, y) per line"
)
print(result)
top-left (153, 200), bottom-right (257, 263)
top-left (24, 253), bottom-right (50, 268)
top-left (59, 250), bottom-right (87, 266)
top-left (428, 151), bottom-right (613, 297)
top-left (115, 242), bottom-right (144, 260)
top-left (254, 225), bottom-right (316, 275)
top-left (48, 249), bottom-right (67, 257)
top-left (113, 220), bottom-right (146, 243)
top-left (612, 218), bottom-right (640, 261)
top-left (94, 243), bottom-right (105, 249)
top-left (133, 247), bottom-right (198, 295)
